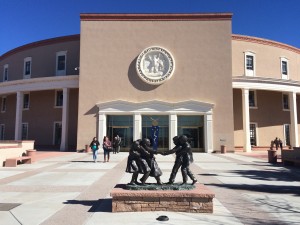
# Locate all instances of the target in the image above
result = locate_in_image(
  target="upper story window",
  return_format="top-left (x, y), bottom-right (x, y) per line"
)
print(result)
top-left (244, 52), bottom-right (255, 76)
top-left (23, 93), bottom-right (30, 110)
top-left (249, 90), bottom-right (257, 108)
top-left (282, 93), bottom-right (289, 110)
top-left (55, 90), bottom-right (63, 107)
top-left (3, 64), bottom-right (8, 82)
top-left (281, 57), bottom-right (289, 79)
top-left (56, 51), bottom-right (67, 76)
top-left (1, 97), bottom-right (7, 112)
top-left (0, 124), bottom-right (4, 140)
top-left (24, 57), bottom-right (32, 79)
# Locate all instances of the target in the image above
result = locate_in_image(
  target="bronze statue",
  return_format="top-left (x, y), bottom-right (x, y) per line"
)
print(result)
top-left (161, 135), bottom-right (197, 185)
top-left (126, 138), bottom-right (162, 185)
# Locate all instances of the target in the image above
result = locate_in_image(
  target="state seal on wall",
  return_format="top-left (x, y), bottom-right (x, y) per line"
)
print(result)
top-left (136, 46), bottom-right (175, 85)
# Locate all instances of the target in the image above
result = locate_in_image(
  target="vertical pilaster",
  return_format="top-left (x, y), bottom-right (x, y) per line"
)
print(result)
top-left (242, 88), bottom-right (251, 152)
top-left (98, 113), bottom-right (107, 144)
top-left (133, 114), bottom-right (142, 140)
top-left (15, 91), bottom-right (23, 140)
top-left (60, 88), bottom-right (69, 151)
top-left (289, 92), bottom-right (298, 147)
top-left (204, 114), bottom-right (213, 153)
top-left (169, 114), bottom-right (177, 149)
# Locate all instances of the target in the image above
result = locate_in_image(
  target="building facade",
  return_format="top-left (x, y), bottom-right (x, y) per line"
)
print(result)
top-left (0, 13), bottom-right (300, 152)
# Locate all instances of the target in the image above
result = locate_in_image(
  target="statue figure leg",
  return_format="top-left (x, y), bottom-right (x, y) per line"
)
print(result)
top-left (140, 171), bottom-right (150, 184)
top-left (129, 172), bottom-right (139, 185)
top-left (186, 167), bottom-right (197, 185)
top-left (155, 176), bottom-right (162, 185)
top-left (167, 160), bottom-right (182, 184)
top-left (181, 166), bottom-right (188, 184)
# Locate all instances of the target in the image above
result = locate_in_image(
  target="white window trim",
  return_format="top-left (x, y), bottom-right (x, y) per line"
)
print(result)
top-left (282, 93), bottom-right (290, 111)
top-left (54, 90), bottom-right (63, 108)
top-left (23, 57), bottom-right (32, 79)
top-left (280, 57), bottom-right (289, 79)
top-left (283, 124), bottom-right (290, 146)
top-left (22, 122), bottom-right (28, 140)
top-left (56, 51), bottom-right (67, 76)
top-left (249, 90), bottom-right (258, 109)
top-left (250, 122), bottom-right (258, 146)
top-left (244, 51), bottom-right (256, 77)
top-left (0, 124), bottom-right (5, 140)
top-left (23, 92), bottom-right (30, 110)
top-left (1, 96), bottom-right (7, 112)
top-left (3, 64), bottom-right (8, 82)
top-left (53, 121), bottom-right (62, 145)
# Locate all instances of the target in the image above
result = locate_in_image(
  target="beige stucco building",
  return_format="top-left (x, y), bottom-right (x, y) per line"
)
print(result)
top-left (0, 13), bottom-right (300, 153)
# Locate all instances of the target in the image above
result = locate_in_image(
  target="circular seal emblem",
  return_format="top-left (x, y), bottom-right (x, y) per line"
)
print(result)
top-left (136, 46), bottom-right (175, 85)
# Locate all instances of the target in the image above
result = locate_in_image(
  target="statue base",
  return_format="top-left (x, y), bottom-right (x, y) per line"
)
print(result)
top-left (110, 183), bottom-right (215, 213)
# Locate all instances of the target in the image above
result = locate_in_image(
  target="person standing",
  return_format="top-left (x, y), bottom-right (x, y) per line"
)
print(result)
top-left (103, 136), bottom-right (112, 162)
top-left (89, 137), bottom-right (100, 163)
top-left (113, 135), bottom-right (121, 154)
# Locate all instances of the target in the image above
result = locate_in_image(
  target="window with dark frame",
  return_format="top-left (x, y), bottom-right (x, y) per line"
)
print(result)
top-left (249, 90), bottom-right (256, 107)
top-left (246, 55), bottom-right (254, 70)
top-left (23, 94), bottom-right (30, 109)
top-left (1, 97), bottom-right (6, 112)
top-left (56, 90), bottom-right (63, 107)
top-left (250, 123), bottom-right (257, 146)
top-left (25, 61), bottom-right (31, 75)
top-left (4, 67), bottom-right (8, 81)
top-left (283, 94), bottom-right (289, 110)
top-left (57, 55), bottom-right (66, 71)
top-left (282, 61), bottom-right (288, 75)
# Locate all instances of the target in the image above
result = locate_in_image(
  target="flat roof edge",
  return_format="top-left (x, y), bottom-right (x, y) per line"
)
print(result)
top-left (80, 13), bottom-right (232, 21)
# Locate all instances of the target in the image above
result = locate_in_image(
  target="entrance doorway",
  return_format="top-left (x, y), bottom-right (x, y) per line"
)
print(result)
top-left (107, 126), bottom-right (133, 149)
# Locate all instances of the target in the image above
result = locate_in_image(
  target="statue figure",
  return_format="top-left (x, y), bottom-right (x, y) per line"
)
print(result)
top-left (161, 135), bottom-right (197, 185)
top-left (126, 138), bottom-right (162, 185)
top-left (125, 139), bottom-right (151, 185)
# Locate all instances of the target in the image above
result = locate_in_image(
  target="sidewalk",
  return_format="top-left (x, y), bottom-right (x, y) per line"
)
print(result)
top-left (0, 151), bottom-right (299, 225)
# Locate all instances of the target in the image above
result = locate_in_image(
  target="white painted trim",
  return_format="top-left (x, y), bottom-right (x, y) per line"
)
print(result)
top-left (3, 64), bottom-right (8, 82)
top-left (280, 57), bottom-right (289, 80)
top-left (169, 114), bottom-right (177, 149)
top-left (244, 51), bottom-right (256, 77)
top-left (133, 114), bottom-right (142, 140)
top-left (250, 122), bottom-right (258, 146)
top-left (242, 89), bottom-right (251, 152)
top-left (289, 92), bottom-right (298, 147)
top-left (15, 91), bottom-right (23, 140)
top-left (56, 51), bottom-right (67, 76)
top-left (60, 88), bottom-right (69, 151)
top-left (23, 57), bottom-right (32, 79)
top-left (0, 75), bottom-right (79, 95)
top-left (204, 114), bottom-right (213, 153)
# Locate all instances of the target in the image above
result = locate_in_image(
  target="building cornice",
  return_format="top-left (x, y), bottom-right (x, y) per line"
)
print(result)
top-left (80, 13), bottom-right (232, 21)
top-left (232, 34), bottom-right (300, 54)
top-left (233, 76), bottom-right (300, 93)
top-left (0, 75), bottom-right (79, 95)
top-left (0, 34), bottom-right (80, 60)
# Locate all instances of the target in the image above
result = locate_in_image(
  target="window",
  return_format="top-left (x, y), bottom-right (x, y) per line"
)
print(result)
top-left (244, 52), bottom-right (255, 76)
top-left (249, 90), bottom-right (257, 108)
top-left (56, 51), bottom-right (67, 76)
top-left (282, 93), bottom-right (289, 110)
top-left (22, 123), bottom-right (28, 140)
top-left (55, 90), bottom-right (63, 107)
top-left (1, 97), bottom-right (6, 112)
top-left (3, 64), bottom-right (8, 81)
top-left (23, 93), bottom-right (30, 109)
top-left (281, 57), bottom-right (289, 79)
top-left (284, 124), bottom-right (290, 146)
top-left (250, 123), bottom-right (257, 146)
top-left (54, 122), bottom-right (62, 145)
top-left (0, 124), bottom-right (4, 140)
top-left (24, 57), bottom-right (32, 78)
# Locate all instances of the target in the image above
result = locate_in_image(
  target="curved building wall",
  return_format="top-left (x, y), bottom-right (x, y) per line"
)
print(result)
top-left (0, 35), bottom-right (80, 150)
top-left (232, 35), bottom-right (300, 150)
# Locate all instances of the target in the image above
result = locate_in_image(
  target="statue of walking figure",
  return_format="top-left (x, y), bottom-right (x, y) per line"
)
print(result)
top-left (126, 138), bottom-right (162, 185)
top-left (161, 135), bottom-right (197, 185)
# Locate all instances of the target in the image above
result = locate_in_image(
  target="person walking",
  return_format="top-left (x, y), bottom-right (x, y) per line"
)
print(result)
top-left (89, 137), bottom-right (100, 163)
top-left (103, 136), bottom-right (112, 162)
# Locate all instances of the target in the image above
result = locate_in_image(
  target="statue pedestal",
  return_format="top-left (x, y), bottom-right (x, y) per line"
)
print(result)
top-left (110, 183), bottom-right (215, 213)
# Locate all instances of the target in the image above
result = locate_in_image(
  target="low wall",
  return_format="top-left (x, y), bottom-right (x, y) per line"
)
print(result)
top-left (0, 140), bottom-right (35, 167)
top-left (111, 183), bottom-right (215, 213)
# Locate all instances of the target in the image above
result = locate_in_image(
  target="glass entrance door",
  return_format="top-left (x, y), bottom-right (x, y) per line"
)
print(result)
top-left (181, 127), bottom-right (204, 150)
top-left (107, 126), bottom-right (133, 150)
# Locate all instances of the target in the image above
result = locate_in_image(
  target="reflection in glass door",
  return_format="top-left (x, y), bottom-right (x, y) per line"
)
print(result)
top-left (108, 127), bottom-right (133, 149)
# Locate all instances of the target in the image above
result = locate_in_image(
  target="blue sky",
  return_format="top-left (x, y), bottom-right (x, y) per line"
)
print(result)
top-left (1, 0), bottom-right (300, 56)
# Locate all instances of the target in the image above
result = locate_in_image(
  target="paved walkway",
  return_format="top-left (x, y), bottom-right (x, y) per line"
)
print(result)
top-left (0, 151), bottom-right (299, 225)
